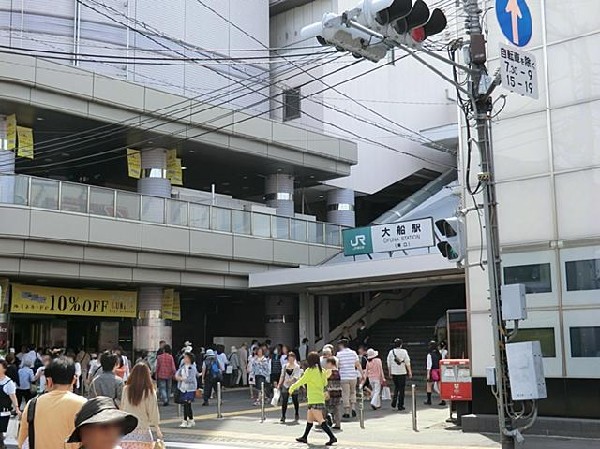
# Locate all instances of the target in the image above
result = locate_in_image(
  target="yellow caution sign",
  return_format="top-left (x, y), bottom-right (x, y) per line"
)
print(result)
top-left (16, 126), bottom-right (34, 159)
top-left (6, 115), bottom-right (16, 151)
top-left (127, 149), bottom-right (142, 179)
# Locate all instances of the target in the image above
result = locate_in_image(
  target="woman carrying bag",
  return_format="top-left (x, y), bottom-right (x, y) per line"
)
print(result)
top-left (277, 351), bottom-right (301, 423)
top-left (289, 352), bottom-right (337, 446)
top-left (175, 352), bottom-right (198, 428)
top-left (363, 348), bottom-right (386, 410)
top-left (120, 363), bottom-right (163, 449)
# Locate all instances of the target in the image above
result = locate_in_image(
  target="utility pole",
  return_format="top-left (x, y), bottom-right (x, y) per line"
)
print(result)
top-left (463, 1), bottom-right (514, 448)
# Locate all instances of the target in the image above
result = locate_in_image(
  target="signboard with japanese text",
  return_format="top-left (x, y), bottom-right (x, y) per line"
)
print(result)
top-left (161, 288), bottom-right (174, 320)
top-left (126, 149), bottom-right (142, 179)
top-left (499, 44), bottom-right (538, 99)
top-left (16, 126), bottom-right (34, 159)
top-left (6, 114), bottom-right (16, 150)
top-left (342, 218), bottom-right (434, 256)
top-left (10, 284), bottom-right (137, 318)
top-left (171, 292), bottom-right (181, 321)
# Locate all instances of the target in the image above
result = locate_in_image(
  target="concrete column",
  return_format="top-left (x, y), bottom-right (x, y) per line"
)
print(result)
top-left (298, 293), bottom-right (315, 348)
top-left (264, 295), bottom-right (297, 347)
top-left (134, 286), bottom-right (172, 354)
top-left (327, 188), bottom-right (355, 227)
top-left (265, 173), bottom-right (294, 217)
top-left (0, 115), bottom-right (16, 204)
top-left (137, 148), bottom-right (171, 198)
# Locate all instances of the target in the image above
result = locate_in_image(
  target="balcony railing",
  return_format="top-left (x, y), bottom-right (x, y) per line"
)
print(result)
top-left (0, 174), bottom-right (345, 246)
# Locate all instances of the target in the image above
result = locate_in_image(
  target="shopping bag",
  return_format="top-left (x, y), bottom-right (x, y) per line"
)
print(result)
top-left (5, 416), bottom-right (19, 445)
top-left (271, 388), bottom-right (281, 407)
top-left (381, 386), bottom-right (392, 401)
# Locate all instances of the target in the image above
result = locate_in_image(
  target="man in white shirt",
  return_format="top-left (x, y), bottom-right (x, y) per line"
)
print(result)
top-left (336, 339), bottom-right (363, 419)
top-left (386, 338), bottom-right (412, 411)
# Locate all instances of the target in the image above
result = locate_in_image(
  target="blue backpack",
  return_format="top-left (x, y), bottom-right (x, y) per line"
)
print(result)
top-left (208, 359), bottom-right (222, 381)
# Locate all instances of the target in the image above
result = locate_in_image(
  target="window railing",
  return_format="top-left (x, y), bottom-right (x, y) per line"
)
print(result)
top-left (0, 174), bottom-right (344, 246)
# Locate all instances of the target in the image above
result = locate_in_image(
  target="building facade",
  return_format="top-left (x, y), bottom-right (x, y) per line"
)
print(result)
top-left (464, 0), bottom-right (600, 418)
top-left (0, 0), bottom-right (358, 356)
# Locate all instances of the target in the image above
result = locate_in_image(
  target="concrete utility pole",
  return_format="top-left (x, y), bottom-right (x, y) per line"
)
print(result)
top-left (462, 1), bottom-right (514, 448)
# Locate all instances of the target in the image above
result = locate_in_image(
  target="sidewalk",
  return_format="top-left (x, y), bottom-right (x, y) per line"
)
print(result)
top-left (158, 388), bottom-right (595, 449)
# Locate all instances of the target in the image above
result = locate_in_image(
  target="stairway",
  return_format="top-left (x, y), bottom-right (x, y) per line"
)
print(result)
top-left (367, 284), bottom-right (466, 385)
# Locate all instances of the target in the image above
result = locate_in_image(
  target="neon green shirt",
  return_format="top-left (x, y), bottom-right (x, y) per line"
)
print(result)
top-left (289, 367), bottom-right (330, 404)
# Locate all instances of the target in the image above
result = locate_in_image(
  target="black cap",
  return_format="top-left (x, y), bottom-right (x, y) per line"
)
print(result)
top-left (67, 397), bottom-right (138, 443)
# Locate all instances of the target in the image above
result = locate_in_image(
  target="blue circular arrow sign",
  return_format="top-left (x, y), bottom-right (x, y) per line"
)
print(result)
top-left (496, 0), bottom-right (532, 47)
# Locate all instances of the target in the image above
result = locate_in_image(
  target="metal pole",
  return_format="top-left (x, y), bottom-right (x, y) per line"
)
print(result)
top-left (463, 1), bottom-right (514, 447)
top-left (411, 384), bottom-right (417, 432)
top-left (359, 386), bottom-right (365, 429)
top-left (216, 381), bottom-right (223, 419)
top-left (260, 382), bottom-right (266, 423)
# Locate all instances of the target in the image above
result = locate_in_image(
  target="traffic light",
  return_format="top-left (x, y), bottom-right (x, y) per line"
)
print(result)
top-left (392, 0), bottom-right (447, 44)
top-left (435, 217), bottom-right (465, 262)
top-left (301, 13), bottom-right (389, 62)
top-left (357, 0), bottom-right (448, 46)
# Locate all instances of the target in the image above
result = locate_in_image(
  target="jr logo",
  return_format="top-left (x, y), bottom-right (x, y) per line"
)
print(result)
top-left (350, 235), bottom-right (366, 247)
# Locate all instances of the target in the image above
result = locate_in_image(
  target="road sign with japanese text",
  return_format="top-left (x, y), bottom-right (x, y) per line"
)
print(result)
top-left (342, 218), bottom-right (434, 256)
top-left (499, 44), bottom-right (538, 99)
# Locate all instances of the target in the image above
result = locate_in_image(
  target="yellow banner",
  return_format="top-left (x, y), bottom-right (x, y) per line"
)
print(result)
top-left (161, 288), bottom-right (174, 320)
top-left (17, 126), bottom-right (34, 159)
top-left (0, 279), bottom-right (8, 311)
top-left (166, 149), bottom-right (177, 166)
top-left (168, 158), bottom-right (183, 186)
top-left (11, 284), bottom-right (137, 318)
top-left (127, 149), bottom-right (142, 179)
top-left (172, 292), bottom-right (181, 321)
top-left (6, 115), bottom-right (16, 151)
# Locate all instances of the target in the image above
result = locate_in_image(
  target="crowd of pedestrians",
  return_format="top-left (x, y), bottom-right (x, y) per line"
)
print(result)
top-left (0, 329), bottom-right (448, 448)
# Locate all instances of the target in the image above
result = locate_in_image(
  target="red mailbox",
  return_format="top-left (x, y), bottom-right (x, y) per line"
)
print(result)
top-left (440, 358), bottom-right (472, 401)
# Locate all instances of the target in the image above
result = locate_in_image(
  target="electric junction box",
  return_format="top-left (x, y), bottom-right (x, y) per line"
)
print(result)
top-left (501, 283), bottom-right (527, 321)
top-left (505, 341), bottom-right (547, 400)
top-left (485, 367), bottom-right (496, 386)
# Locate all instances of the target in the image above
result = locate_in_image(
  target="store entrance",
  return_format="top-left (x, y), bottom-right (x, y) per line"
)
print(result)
top-left (10, 315), bottom-right (133, 353)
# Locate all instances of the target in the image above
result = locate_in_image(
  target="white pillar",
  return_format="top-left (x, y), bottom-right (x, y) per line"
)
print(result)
top-left (134, 286), bottom-right (172, 354)
top-left (0, 115), bottom-right (16, 204)
top-left (265, 173), bottom-right (294, 217)
top-left (137, 148), bottom-right (172, 197)
top-left (327, 188), bottom-right (355, 227)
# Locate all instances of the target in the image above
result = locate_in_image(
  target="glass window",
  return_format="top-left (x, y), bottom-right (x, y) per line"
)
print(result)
top-left (283, 87), bottom-right (301, 121)
top-left (291, 219), bottom-right (308, 242)
top-left (565, 259), bottom-right (600, 292)
top-left (232, 210), bottom-right (251, 235)
top-left (60, 182), bottom-right (87, 213)
top-left (141, 196), bottom-right (165, 224)
top-left (189, 204), bottom-right (210, 229)
top-left (570, 326), bottom-right (600, 358)
top-left (167, 200), bottom-right (188, 226)
top-left (503, 263), bottom-right (552, 293)
top-left (30, 178), bottom-right (59, 210)
top-left (510, 328), bottom-right (556, 357)
top-left (251, 212), bottom-right (272, 238)
top-left (116, 191), bottom-right (140, 220)
top-left (211, 207), bottom-right (231, 232)
top-left (89, 187), bottom-right (114, 217)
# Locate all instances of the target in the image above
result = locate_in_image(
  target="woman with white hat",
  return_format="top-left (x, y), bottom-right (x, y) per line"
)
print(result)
top-left (362, 348), bottom-right (385, 410)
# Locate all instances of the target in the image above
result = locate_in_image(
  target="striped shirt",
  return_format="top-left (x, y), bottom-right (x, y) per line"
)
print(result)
top-left (337, 348), bottom-right (359, 381)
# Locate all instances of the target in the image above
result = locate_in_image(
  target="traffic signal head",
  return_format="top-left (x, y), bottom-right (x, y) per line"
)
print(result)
top-left (435, 217), bottom-right (465, 262)
top-left (301, 13), bottom-right (389, 62)
top-left (391, 0), bottom-right (447, 44)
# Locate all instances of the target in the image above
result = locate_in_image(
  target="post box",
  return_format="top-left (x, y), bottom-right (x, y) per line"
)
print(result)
top-left (440, 358), bottom-right (472, 401)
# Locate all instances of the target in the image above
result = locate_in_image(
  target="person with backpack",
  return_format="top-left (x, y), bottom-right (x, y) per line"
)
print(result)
top-left (424, 341), bottom-right (445, 406)
top-left (0, 358), bottom-right (20, 448)
top-left (200, 349), bottom-right (222, 407)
